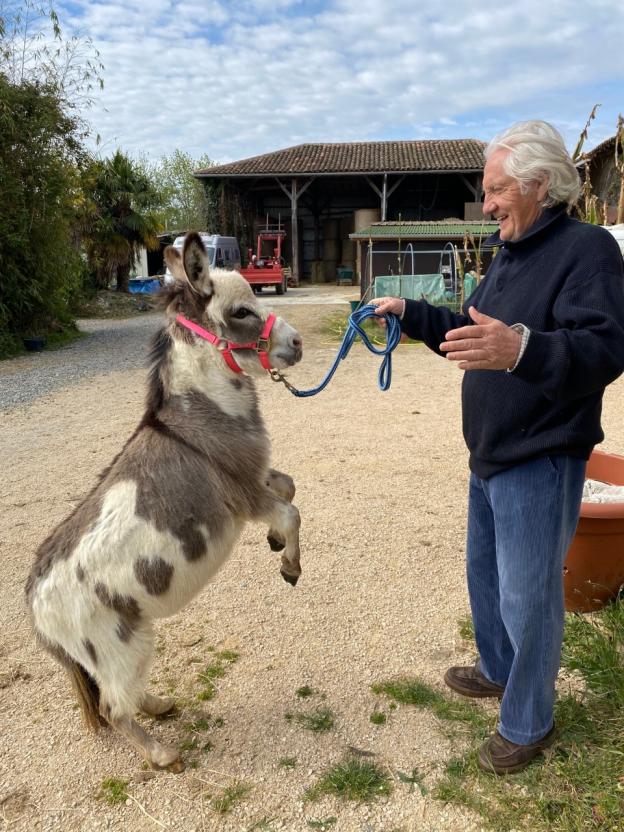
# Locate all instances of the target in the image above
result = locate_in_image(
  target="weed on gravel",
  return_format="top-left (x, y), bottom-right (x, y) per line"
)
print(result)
top-left (209, 782), bottom-right (251, 814)
top-left (98, 778), bottom-right (129, 805)
top-left (278, 756), bottom-right (297, 769)
top-left (305, 757), bottom-right (392, 802)
top-left (196, 648), bottom-right (239, 702)
top-left (296, 684), bottom-right (315, 698)
top-left (307, 817), bottom-right (337, 829)
top-left (286, 706), bottom-right (335, 733)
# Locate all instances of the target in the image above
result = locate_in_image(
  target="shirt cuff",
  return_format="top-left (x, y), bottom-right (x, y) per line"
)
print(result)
top-left (506, 323), bottom-right (530, 373)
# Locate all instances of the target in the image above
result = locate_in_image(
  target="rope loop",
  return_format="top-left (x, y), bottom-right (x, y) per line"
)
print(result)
top-left (274, 303), bottom-right (402, 397)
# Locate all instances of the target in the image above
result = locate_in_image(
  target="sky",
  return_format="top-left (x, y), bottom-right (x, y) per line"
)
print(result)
top-left (52, 0), bottom-right (624, 165)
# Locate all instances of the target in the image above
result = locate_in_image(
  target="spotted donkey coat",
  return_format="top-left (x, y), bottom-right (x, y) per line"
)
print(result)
top-left (26, 233), bottom-right (303, 771)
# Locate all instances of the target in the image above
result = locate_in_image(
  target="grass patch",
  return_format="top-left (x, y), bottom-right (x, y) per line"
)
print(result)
top-left (196, 649), bottom-right (240, 702)
top-left (247, 818), bottom-right (278, 831)
top-left (296, 685), bottom-right (315, 698)
top-left (305, 758), bottom-right (392, 803)
top-left (371, 678), bottom-right (488, 730)
top-left (370, 711), bottom-right (387, 725)
top-left (429, 601), bottom-right (624, 831)
top-left (209, 783), bottom-right (251, 814)
top-left (320, 311), bottom-right (391, 347)
top-left (98, 778), bottom-right (129, 805)
top-left (397, 767), bottom-right (428, 795)
top-left (287, 707), bottom-right (335, 733)
top-left (307, 818), bottom-right (337, 829)
top-left (457, 615), bottom-right (475, 643)
top-left (278, 756), bottom-right (297, 769)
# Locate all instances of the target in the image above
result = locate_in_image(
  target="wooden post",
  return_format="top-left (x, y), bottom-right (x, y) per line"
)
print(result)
top-left (381, 173), bottom-right (388, 221)
top-left (291, 177), bottom-right (299, 285)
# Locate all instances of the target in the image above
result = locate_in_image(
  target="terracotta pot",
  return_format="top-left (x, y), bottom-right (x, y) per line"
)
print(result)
top-left (564, 449), bottom-right (624, 613)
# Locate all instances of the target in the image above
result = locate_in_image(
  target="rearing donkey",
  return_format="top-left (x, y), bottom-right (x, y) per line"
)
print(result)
top-left (25, 232), bottom-right (303, 771)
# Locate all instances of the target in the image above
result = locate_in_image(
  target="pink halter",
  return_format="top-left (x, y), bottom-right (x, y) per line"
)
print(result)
top-left (175, 313), bottom-right (277, 375)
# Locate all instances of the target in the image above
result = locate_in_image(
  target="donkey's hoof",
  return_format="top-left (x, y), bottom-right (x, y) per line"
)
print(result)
top-left (267, 534), bottom-right (285, 552)
top-left (150, 744), bottom-right (182, 770)
top-left (280, 569), bottom-right (299, 586)
top-left (141, 693), bottom-right (176, 717)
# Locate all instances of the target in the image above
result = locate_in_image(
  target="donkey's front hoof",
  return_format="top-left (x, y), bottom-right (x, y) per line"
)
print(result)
top-left (280, 569), bottom-right (299, 586)
top-left (268, 533), bottom-right (285, 552)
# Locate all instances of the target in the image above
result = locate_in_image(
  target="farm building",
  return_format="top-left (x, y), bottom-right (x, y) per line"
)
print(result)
top-left (194, 139), bottom-right (488, 286)
top-left (582, 134), bottom-right (623, 225)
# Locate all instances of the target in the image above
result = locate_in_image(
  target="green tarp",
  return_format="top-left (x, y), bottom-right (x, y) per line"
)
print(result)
top-left (373, 274), bottom-right (449, 304)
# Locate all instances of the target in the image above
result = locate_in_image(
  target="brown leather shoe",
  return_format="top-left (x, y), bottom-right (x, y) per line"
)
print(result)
top-left (478, 725), bottom-right (556, 774)
top-left (443, 664), bottom-right (505, 699)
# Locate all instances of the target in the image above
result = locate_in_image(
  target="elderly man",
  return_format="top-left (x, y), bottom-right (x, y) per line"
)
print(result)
top-left (373, 120), bottom-right (624, 774)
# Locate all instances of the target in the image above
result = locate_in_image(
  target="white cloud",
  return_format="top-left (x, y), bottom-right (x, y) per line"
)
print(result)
top-left (55, 0), bottom-right (624, 162)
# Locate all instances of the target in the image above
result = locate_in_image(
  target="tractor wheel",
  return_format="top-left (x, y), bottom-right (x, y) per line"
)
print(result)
top-left (275, 276), bottom-right (287, 295)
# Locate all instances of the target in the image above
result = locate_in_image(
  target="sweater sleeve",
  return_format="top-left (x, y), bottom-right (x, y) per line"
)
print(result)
top-left (401, 299), bottom-right (471, 355)
top-left (512, 270), bottom-right (624, 402)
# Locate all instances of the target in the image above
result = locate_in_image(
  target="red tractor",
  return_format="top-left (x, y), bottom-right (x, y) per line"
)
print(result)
top-left (239, 220), bottom-right (292, 294)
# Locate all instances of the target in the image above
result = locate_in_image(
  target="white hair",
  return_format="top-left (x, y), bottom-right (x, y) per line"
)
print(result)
top-left (485, 120), bottom-right (581, 208)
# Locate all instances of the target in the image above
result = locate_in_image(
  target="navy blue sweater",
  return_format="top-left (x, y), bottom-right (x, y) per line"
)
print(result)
top-left (401, 207), bottom-right (624, 478)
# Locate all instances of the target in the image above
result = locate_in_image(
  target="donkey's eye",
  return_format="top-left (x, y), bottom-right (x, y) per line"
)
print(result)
top-left (231, 307), bottom-right (253, 320)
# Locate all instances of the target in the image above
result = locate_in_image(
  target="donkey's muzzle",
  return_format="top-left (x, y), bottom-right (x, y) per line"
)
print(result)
top-left (280, 569), bottom-right (299, 587)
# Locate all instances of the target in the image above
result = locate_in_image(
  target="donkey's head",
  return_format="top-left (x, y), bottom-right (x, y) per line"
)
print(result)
top-left (162, 232), bottom-right (302, 376)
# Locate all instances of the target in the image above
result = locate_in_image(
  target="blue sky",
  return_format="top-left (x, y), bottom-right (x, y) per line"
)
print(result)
top-left (53, 0), bottom-right (624, 164)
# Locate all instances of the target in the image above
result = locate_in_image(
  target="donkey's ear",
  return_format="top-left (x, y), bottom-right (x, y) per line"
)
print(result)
top-left (182, 232), bottom-right (214, 297)
top-left (163, 245), bottom-right (186, 283)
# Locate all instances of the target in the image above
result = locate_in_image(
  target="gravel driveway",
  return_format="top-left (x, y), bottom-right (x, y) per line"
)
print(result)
top-left (1, 285), bottom-right (623, 831)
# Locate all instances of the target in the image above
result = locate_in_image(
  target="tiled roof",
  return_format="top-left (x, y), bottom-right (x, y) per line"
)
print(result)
top-left (196, 140), bottom-right (486, 177)
top-left (584, 135), bottom-right (617, 161)
top-left (350, 220), bottom-right (499, 240)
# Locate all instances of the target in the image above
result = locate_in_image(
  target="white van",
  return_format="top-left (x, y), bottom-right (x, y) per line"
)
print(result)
top-left (164, 233), bottom-right (241, 283)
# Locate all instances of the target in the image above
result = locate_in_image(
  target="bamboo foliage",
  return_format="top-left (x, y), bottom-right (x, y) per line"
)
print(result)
top-left (615, 114), bottom-right (624, 224)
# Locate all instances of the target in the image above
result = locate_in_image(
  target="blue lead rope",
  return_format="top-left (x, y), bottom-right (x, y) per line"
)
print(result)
top-left (271, 303), bottom-right (402, 397)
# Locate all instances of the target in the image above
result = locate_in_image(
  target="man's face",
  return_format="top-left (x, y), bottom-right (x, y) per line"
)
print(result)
top-left (482, 149), bottom-right (548, 241)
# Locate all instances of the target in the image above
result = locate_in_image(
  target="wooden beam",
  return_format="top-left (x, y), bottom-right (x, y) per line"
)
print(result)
top-left (291, 177), bottom-right (299, 285)
top-left (273, 177), bottom-right (315, 284)
top-left (460, 173), bottom-right (481, 201)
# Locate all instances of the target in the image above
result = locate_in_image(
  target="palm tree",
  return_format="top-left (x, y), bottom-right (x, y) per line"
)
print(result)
top-left (81, 150), bottom-right (163, 292)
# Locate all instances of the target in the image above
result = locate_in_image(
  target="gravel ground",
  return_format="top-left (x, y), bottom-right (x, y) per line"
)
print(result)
top-left (1, 285), bottom-right (623, 832)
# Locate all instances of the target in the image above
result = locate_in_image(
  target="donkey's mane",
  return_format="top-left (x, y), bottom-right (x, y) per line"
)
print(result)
top-left (145, 327), bottom-right (173, 417)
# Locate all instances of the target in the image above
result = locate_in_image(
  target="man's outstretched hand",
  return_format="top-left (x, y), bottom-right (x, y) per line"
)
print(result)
top-left (440, 306), bottom-right (522, 371)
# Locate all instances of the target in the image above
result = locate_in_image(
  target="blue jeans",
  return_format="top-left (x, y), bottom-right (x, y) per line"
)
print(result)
top-left (466, 455), bottom-right (586, 744)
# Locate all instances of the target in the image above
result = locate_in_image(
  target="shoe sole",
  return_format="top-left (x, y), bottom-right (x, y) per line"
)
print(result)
top-left (443, 670), bottom-right (505, 699)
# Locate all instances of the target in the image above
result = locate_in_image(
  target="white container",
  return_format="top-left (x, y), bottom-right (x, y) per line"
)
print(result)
top-left (603, 224), bottom-right (624, 257)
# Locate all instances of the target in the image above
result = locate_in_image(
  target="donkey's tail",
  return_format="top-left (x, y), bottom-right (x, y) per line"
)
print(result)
top-left (66, 659), bottom-right (102, 733)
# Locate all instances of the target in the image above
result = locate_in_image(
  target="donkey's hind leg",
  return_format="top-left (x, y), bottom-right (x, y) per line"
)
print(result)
top-left (95, 618), bottom-right (181, 769)
top-left (140, 692), bottom-right (175, 717)
top-left (111, 715), bottom-right (183, 771)
top-left (265, 469), bottom-right (296, 553)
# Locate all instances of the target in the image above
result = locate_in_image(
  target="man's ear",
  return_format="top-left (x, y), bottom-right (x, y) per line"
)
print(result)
top-left (536, 176), bottom-right (550, 204)
top-left (182, 232), bottom-right (214, 297)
